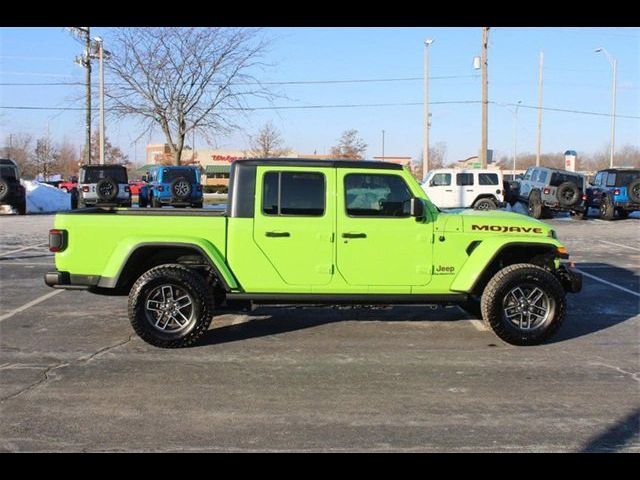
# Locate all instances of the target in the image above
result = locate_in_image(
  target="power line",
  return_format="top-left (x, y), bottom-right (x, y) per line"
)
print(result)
top-left (0, 75), bottom-right (479, 87)
top-left (2, 100), bottom-right (639, 119)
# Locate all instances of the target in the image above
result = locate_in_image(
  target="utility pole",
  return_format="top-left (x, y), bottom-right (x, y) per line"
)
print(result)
top-left (480, 28), bottom-right (489, 169)
top-left (423, 39), bottom-right (434, 177)
top-left (8, 133), bottom-right (12, 160)
top-left (94, 37), bottom-right (106, 165)
top-left (71, 27), bottom-right (92, 165)
top-left (382, 129), bottom-right (385, 160)
top-left (536, 50), bottom-right (544, 167)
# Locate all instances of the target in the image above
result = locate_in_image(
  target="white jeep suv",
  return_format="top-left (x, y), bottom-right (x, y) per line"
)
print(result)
top-left (422, 168), bottom-right (504, 210)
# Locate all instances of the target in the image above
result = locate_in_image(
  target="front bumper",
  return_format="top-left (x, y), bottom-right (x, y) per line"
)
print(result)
top-left (555, 264), bottom-right (582, 294)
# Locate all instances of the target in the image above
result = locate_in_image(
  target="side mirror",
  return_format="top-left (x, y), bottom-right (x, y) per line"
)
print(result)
top-left (428, 180), bottom-right (435, 187)
top-left (410, 197), bottom-right (425, 218)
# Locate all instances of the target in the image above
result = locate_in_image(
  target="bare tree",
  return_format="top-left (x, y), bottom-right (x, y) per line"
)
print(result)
top-left (413, 142), bottom-right (447, 180)
top-left (80, 129), bottom-right (130, 167)
top-left (248, 121), bottom-right (289, 157)
top-left (57, 139), bottom-right (80, 179)
top-left (105, 27), bottom-right (272, 165)
top-left (33, 135), bottom-right (59, 181)
top-left (330, 130), bottom-right (367, 160)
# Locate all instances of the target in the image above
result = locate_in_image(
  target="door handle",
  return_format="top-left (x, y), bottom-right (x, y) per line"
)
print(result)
top-left (445, 189), bottom-right (453, 192)
top-left (342, 232), bottom-right (367, 239)
top-left (265, 231), bottom-right (290, 237)
top-left (465, 189), bottom-right (473, 192)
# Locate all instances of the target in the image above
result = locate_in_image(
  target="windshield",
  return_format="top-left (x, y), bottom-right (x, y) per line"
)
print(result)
top-left (0, 165), bottom-right (19, 180)
top-left (81, 167), bottom-right (128, 184)
top-left (162, 169), bottom-right (197, 183)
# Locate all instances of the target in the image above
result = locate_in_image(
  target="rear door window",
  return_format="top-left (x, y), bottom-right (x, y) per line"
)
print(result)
top-left (456, 173), bottom-right (474, 186)
top-left (538, 170), bottom-right (548, 184)
top-left (82, 167), bottom-right (128, 184)
top-left (262, 171), bottom-right (325, 216)
top-left (162, 168), bottom-right (197, 183)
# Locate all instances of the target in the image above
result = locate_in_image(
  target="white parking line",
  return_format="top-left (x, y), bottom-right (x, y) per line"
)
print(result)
top-left (574, 268), bottom-right (640, 298)
top-left (595, 239), bottom-right (640, 252)
top-left (0, 243), bottom-right (48, 257)
top-left (0, 290), bottom-right (63, 323)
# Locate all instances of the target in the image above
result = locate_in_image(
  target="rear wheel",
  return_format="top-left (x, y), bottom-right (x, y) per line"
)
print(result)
top-left (599, 196), bottom-right (615, 220)
top-left (128, 264), bottom-right (215, 348)
top-left (528, 191), bottom-right (543, 219)
top-left (473, 197), bottom-right (497, 211)
top-left (628, 180), bottom-right (640, 204)
top-left (481, 263), bottom-right (566, 346)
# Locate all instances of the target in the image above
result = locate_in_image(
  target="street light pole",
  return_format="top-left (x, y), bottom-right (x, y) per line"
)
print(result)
top-left (596, 48), bottom-right (617, 168)
top-left (480, 27), bottom-right (489, 169)
top-left (512, 100), bottom-right (522, 177)
top-left (423, 38), bottom-right (434, 179)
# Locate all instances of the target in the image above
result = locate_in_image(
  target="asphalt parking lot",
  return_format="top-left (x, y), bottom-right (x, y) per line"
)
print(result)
top-left (0, 212), bottom-right (638, 452)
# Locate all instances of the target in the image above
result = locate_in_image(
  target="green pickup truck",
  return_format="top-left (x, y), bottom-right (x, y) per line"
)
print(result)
top-left (45, 159), bottom-right (582, 348)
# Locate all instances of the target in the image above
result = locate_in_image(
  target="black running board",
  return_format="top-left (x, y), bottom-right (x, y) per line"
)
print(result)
top-left (225, 293), bottom-right (468, 305)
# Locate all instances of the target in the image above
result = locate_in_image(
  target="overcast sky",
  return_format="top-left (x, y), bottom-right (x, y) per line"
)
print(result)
top-left (1, 26), bottom-right (638, 164)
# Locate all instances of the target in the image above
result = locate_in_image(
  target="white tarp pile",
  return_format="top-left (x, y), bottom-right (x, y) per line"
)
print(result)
top-left (22, 180), bottom-right (72, 213)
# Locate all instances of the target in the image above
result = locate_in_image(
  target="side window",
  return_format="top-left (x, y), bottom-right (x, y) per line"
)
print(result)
top-left (431, 173), bottom-right (451, 186)
top-left (478, 173), bottom-right (499, 185)
top-left (456, 173), bottom-right (474, 186)
top-left (538, 170), bottom-right (548, 184)
top-left (593, 173), bottom-right (602, 186)
top-left (523, 168), bottom-right (533, 180)
top-left (530, 169), bottom-right (540, 183)
top-left (606, 173), bottom-right (616, 187)
top-left (345, 173), bottom-right (412, 217)
top-left (262, 171), bottom-right (325, 216)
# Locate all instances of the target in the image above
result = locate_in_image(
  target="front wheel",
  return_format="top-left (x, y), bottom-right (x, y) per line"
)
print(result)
top-left (481, 263), bottom-right (566, 346)
top-left (528, 192), bottom-right (543, 219)
top-left (128, 264), bottom-right (215, 348)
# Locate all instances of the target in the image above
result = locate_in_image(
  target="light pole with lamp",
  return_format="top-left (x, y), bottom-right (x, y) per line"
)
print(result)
top-left (423, 38), bottom-right (434, 179)
top-left (595, 47), bottom-right (617, 168)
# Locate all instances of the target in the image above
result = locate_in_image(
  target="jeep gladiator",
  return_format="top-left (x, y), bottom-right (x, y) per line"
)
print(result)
top-left (45, 159), bottom-right (582, 347)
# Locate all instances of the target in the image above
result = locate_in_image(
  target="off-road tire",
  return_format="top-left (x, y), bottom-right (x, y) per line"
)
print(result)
top-left (528, 191), bottom-right (543, 219)
top-left (556, 181), bottom-right (580, 207)
top-left (599, 195), bottom-right (615, 220)
top-left (128, 264), bottom-right (215, 348)
top-left (16, 199), bottom-right (26, 215)
top-left (151, 195), bottom-right (162, 208)
top-left (628, 180), bottom-right (640, 204)
top-left (0, 178), bottom-right (10, 201)
top-left (95, 177), bottom-right (119, 202)
top-left (480, 263), bottom-right (566, 346)
top-left (473, 197), bottom-right (497, 210)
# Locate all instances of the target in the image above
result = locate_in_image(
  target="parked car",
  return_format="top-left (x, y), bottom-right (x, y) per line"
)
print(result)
top-left (45, 158), bottom-right (582, 348)
top-left (139, 165), bottom-right (203, 208)
top-left (514, 167), bottom-right (586, 219)
top-left (584, 168), bottom-right (640, 220)
top-left (77, 164), bottom-right (131, 208)
top-left (58, 177), bottom-right (78, 193)
top-left (421, 168), bottom-right (504, 210)
top-left (128, 180), bottom-right (146, 196)
top-left (0, 158), bottom-right (26, 214)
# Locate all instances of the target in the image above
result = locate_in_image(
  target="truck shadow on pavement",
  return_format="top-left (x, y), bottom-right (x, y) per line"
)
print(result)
top-left (580, 407), bottom-right (640, 452)
top-left (194, 262), bottom-right (638, 347)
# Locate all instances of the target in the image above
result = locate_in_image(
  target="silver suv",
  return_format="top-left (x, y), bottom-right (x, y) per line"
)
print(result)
top-left (78, 164), bottom-right (131, 208)
top-left (515, 166), bottom-right (586, 219)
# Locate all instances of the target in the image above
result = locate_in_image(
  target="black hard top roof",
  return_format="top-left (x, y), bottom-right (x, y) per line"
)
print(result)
top-left (80, 164), bottom-right (127, 169)
top-left (234, 158), bottom-right (404, 170)
top-left (0, 158), bottom-right (18, 166)
top-left (598, 167), bottom-right (640, 172)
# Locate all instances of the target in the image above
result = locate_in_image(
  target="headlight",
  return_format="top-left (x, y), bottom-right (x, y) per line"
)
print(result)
top-left (548, 229), bottom-right (557, 239)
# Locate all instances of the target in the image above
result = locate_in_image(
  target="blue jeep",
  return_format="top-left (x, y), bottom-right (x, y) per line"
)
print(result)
top-left (139, 165), bottom-right (203, 208)
top-left (584, 168), bottom-right (640, 220)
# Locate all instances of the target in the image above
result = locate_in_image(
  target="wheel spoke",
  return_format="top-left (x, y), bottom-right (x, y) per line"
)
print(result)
top-left (527, 288), bottom-right (545, 305)
top-left (161, 285), bottom-right (173, 302)
top-left (510, 287), bottom-right (526, 302)
top-left (146, 299), bottom-right (162, 312)
top-left (175, 294), bottom-right (192, 308)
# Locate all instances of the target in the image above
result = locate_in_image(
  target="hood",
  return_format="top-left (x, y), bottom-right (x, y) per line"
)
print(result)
top-left (434, 208), bottom-right (554, 237)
